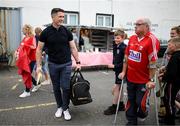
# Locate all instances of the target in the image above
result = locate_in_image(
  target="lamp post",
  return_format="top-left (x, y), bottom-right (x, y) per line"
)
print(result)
top-left (76, 0), bottom-right (81, 50)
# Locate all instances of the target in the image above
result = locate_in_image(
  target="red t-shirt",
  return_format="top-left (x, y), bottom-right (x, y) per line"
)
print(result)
top-left (125, 32), bottom-right (160, 84)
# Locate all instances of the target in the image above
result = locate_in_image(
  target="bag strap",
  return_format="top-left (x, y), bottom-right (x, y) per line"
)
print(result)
top-left (72, 69), bottom-right (84, 80)
top-left (77, 70), bottom-right (84, 80)
top-left (72, 69), bottom-right (78, 78)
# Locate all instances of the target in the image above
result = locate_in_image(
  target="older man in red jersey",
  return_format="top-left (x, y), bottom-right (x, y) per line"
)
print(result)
top-left (119, 18), bottom-right (160, 125)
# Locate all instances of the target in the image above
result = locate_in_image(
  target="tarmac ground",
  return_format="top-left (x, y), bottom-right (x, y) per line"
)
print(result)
top-left (0, 66), bottom-right (179, 125)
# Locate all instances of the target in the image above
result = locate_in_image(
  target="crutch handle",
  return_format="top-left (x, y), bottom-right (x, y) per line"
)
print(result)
top-left (146, 81), bottom-right (155, 89)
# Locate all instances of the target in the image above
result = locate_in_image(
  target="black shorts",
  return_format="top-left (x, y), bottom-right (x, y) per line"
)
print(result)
top-left (115, 71), bottom-right (122, 84)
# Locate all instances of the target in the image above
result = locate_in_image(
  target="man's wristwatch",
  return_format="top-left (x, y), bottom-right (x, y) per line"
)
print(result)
top-left (149, 78), bottom-right (154, 82)
top-left (76, 61), bottom-right (81, 64)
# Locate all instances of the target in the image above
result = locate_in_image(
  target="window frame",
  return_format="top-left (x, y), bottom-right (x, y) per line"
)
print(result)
top-left (64, 11), bottom-right (79, 25)
top-left (96, 13), bottom-right (114, 27)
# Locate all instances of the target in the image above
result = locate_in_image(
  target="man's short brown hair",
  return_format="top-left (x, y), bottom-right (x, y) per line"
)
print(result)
top-left (51, 8), bottom-right (64, 18)
top-left (171, 26), bottom-right (180, 36)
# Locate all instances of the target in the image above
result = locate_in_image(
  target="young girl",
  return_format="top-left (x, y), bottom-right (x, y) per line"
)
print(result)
top-left (38, 51), bottom-right (51, 85)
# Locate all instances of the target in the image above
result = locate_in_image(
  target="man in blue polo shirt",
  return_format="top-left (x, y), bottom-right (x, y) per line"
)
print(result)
top-left (36, 8), bottom-right (81, 121)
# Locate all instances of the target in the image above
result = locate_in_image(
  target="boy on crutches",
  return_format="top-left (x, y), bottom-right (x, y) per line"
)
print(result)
top-left (104, 29), bottom-right (126, 115)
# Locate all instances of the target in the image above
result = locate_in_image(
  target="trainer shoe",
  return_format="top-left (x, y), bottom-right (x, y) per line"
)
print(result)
top-left (31, 85), bottom-right (41, 92)
top-left (63, 109), bottom-right (71, 121)
top-left (41, 80), bottom-right (51, 85)
top-left (19, 91), bottom-right (30, 98)
top-left (104, 105), bottom-right (116, 115)
top-left (138, 117), bottom-right (146, 122)
top-left (55, 107), bottom-right (63, 118)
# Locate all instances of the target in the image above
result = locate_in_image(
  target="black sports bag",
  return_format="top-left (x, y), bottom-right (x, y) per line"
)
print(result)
top-left (70, 70), bottom-right (92, 106)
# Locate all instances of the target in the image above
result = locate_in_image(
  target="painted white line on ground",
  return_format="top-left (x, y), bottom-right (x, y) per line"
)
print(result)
top-left (101, 71), bottom-right (109, 75)
top-left (0, 102), bottom-right (56, 112)
top-left (0, 108), bottom-right (13, 112)
top-left (10, 75), bottom-right (21, 79)
top-left (18, 79), bottom-right (22, 82)
top-left (11, 83), bottom-right (19, 90)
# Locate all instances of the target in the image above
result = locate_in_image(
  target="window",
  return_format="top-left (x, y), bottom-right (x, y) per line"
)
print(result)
top-left (64, 11), bottom-right (79, 25)
top-left (96, 13), bottom-right (114, 27)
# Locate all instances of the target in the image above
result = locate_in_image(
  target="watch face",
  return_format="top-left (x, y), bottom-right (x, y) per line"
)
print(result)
top-left (150, 79), bottom-right (154, 82)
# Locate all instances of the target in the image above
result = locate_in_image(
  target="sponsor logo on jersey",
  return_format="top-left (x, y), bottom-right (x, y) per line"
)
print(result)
top-left (128, 50), bottom-right (141, 62)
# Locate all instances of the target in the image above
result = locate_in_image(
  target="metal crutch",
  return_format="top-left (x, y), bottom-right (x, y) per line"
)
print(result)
top-left (113, 79), bottom-right (124, 124)
top-left (153, 72), bottom-right (159, 126)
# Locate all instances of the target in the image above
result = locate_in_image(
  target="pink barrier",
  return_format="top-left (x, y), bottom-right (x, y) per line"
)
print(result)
top-left (72, 52), bottom-right (113, 67)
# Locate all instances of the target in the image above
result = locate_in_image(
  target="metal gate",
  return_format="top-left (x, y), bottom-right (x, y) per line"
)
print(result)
top-left (0, 7), bottom-right (22, 65)
top-left (0, 7), bottom-right (21, 52)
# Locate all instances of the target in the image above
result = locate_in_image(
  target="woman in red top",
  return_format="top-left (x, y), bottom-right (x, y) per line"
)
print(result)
top-left (15, 24), bottom-right (37, 98)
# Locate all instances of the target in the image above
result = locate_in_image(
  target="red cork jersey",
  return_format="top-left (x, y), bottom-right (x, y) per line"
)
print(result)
top-left (125, 32), bottom-right (160, 84)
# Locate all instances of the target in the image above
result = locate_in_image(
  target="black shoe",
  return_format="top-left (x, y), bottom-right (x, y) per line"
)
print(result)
top-left (176, 109), bottom-right (180, 115)
top-left (159, 118), bottom-right (175, 125)
top-left (158, 106), bottom-right (166, 118)
top-left (104, 105), bottom-right (116, 115)
top-left (175, 110), bottom-right (180, 118)
top-left (118, 102), bottom-right (125, 111)
top-left (159, 118), bottom-right (166, 124)
top-left (126, 122), bottom-right (137, 125)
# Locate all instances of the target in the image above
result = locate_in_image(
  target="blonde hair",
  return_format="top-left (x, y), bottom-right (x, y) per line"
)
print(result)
top-left (23, 24), bottom-right (34, 37)
top-left (114, 29), bottom-right (125, 38)
top-left (169, 37), bottom-right (180, 49)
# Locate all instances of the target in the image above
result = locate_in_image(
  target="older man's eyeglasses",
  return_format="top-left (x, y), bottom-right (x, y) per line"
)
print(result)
top-left (134, 23), bottom-right (146, 26)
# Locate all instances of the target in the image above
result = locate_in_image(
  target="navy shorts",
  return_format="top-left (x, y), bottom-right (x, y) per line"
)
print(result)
top-left (115, 71), bottom-right (122, 84)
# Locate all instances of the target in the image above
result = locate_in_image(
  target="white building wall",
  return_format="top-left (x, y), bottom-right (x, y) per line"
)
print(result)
top-left (0, 0), bottom-right (180, 40)
top-left (111, 0), bottom-right (180, 40)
